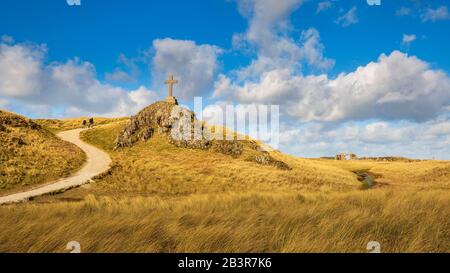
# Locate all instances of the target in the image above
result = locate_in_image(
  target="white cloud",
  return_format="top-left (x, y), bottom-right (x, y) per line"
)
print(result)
top-left (231, 0), bottom-right (333, 79)
top-left (0, 40), bottom-right (158, 117)
top-left (299, 28), bottom-right (335, 71)
top-left (316, 1), bottom-right (332, 14)
top-left (236, 0), bottom-right (303, 47)
top-left (425, 121), bottom-right (450, 136)
top-left (128, 86), bottom-right (159, 111)
top-left (152, 38), bottom-right (222, 99)
top-left (335, 6), bottom-right (359, 27)
top-left (214, 51), bottom-right (450, 123)
top-left (359, 122), bottom-right (414, 144)
top-left (277, 118), bottom-right (450, 159)
top-left (233, 0), bottom-right (304, 76)
top-left (0, 43), bottom-right (45, 97)
top-left (421, 6), bottom-right (450, 22)
top-left (210, 1), bottom-right (450, 159)
top-left (402, 34), bottom-right (417, 45)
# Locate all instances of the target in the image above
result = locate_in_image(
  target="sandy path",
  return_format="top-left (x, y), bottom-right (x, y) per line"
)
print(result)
top-left (0, 129), bottom-right (111, 205)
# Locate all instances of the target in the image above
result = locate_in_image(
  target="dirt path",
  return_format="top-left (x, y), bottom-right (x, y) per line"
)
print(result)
top-left (0, 129), bottom-right (111, 205)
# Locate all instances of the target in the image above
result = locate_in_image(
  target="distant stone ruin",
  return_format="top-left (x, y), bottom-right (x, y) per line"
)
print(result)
top-left (335, 153), bottom-right (358, 161)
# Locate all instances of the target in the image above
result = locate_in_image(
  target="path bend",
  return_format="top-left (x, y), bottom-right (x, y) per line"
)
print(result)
top-left (0, 129), bottom-right (111, 205)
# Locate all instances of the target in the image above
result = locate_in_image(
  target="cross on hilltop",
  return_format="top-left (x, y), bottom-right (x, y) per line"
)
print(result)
top-left (164, 74), bottom-right (179, 105)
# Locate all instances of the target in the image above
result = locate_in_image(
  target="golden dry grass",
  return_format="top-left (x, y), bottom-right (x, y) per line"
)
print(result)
top-left (34, 117), bottom-right (129, 133)
top-left (0, 110), bottom-right (85, 195)
top-left (0, 190), bottom-right (448, 252)
top-left (0, 113), bottom-right (449, 253)
top-left (78, 122), bottom-right (359, 197)
top-left (317, 159), bottom-right (450, 189)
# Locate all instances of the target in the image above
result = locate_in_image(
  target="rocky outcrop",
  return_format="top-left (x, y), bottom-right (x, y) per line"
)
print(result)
top-left (115, 101), bottom-right (291, 170)
top-left (116, 101), bottom-right (211, 150)
top-left (116, 101), bottom-right (174, 148)
top-left (246, 153), bottom-right (292, 170)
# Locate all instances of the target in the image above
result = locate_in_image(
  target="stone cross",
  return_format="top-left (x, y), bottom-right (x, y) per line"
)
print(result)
top-left (164, 75), bottom-right (178, 97)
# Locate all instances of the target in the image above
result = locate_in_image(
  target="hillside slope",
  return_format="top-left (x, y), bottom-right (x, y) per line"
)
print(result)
top-left (72, 101), bottom-right (450, 197)
top-left (0, 110), bottom-right (85, 195)
top-left (72, 102), bottom-right (360, 198)
top-left (35, 117), bottom-right (129, 133)
top-left (0, 105), bottom-right (448, 253)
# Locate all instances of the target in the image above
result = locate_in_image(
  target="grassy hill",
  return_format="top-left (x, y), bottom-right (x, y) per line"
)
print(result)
top-left (35, 117), bottom-right (129, 133)
top-left (0, 107), bottom-right (448, 252)
top-left (77, 121), bottom-right (359, 197)
top-left (0, 110), bottom-right (86, 195)
top-left (76, 120), bottom-right (450, 196)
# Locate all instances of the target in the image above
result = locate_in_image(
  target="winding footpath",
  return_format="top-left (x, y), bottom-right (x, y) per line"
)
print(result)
top-left (0, 128), bottom-right (111, 205)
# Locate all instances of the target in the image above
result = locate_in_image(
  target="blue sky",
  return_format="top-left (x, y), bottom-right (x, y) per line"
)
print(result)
top-left (1, 0), bottom-right (449, 77)
top-left (1, 0), bottom-right (450, 159)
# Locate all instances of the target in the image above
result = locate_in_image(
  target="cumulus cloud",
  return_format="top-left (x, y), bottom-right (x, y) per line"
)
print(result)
top-left (335, 6), bottom-right (359, 27)
top-left (0, 42), bottom-right (45, 97)
top-left (233, 0), bottom-right (304, 76)
top-left (0, 40), bottom-right (158, 117)
top-left (299, 28), bottom-right (335, 71)
top-left (236, 0), bottom-right (303, 47)
top-left (214, 51), bottom-right (450, 123)
top-left (421, 6), bottom-right (450, 22)
top-left (231, 0), bottom-right (333, 79)
top-left (278, 118), bottom-right (450, 159)
top-left (152, 38), bottom-right (222, 99)
top-left (425, 120), bottom-right (450, 136)
top-left (209, 1), bottom-right (450, 158)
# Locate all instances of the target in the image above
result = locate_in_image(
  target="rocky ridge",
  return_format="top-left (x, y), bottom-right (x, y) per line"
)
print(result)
top-left (115, 101), bottom-right (291, 170)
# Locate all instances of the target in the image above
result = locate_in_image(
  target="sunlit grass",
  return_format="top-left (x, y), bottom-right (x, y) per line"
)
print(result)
top-left (1, 113), bottom-right (449, 253)
top-left (79, 122), bottom-right (360, 196)
top-left (34, 117), bottom-right (129, 133)
top-left (0, 110), bottom-right (86, 195)
top-left (0, 190), bottom-right (448, 252)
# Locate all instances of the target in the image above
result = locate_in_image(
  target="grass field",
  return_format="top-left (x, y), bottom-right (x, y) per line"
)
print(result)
top-left (315, 159), bottom-right (450, 190)
top-left (0, 190), bottom-right (448, 252)
top-left (0, 110), bottom-right (86, 195)
top-left (0, 113), bottom-right (449, 252)
top-left (77, 122), bottom-right (359, 196)
top-left (34, 117), bottom-right (129, 133)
